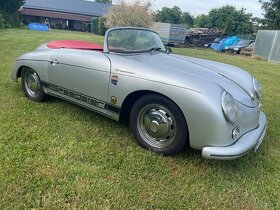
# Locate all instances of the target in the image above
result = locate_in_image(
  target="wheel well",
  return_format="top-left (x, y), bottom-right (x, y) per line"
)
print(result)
top-left (16, 66), bottom-right (28, 78)
top-left (119, 90), bottom-right (151, 124)
top-left (119, 90), bottom-right (190, 148)
top-left (119, 90), bottom-right (182, 125)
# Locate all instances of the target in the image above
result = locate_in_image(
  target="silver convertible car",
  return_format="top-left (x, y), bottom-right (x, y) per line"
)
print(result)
top-left (11, 27), bottom-right (267, 160)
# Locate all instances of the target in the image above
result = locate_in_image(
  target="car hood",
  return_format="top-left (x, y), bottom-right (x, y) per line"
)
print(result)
top-left (122, 53), bottom-right (257, 107)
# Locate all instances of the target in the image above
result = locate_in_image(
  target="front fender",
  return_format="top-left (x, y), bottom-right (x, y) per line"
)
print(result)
top-left (109, 71), bottom-right (233, 149)
top-left (11, 59), bottom-right (49, 83)
top-left (11, 49), bottom-right (51, 82)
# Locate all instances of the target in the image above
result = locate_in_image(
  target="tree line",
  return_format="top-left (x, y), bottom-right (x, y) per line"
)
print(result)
top-left (0, 0), bottom-right (279, 33)
top-left (153, 2), bottom-right (279, 35)
top-left (105, 0), bottom-right (279, 35)
top-left (0, 0), bottom-right (23, 28)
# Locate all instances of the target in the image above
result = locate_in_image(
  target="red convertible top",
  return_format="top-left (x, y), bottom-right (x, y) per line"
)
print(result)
top-left (47, 40), bottom-right (103, 51)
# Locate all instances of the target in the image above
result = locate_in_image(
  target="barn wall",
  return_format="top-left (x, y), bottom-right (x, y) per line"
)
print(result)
top-left (22, 15), bottom-right (89, 31)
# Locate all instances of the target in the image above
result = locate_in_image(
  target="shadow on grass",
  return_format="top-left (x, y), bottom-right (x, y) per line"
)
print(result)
top-left (23, 93), bottom-right (266, 174)
top-left (173, 147), bottom-right (265, 174)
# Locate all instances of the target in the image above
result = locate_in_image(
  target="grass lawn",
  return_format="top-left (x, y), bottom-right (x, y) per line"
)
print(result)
top-left (0, 29), bottom-right (279, 209)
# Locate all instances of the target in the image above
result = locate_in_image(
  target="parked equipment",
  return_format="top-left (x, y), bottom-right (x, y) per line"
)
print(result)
top-left (153, 22), bottom-right (189, 45)
top-left (224, 40), bottom-right (255, 54)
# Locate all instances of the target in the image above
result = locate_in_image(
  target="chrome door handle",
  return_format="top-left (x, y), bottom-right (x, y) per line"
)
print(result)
top-left (49, 59), bottom-right (59, 65)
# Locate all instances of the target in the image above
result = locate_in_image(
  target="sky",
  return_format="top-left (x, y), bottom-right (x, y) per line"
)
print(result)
top-left (110, 0), bottom-right (264, 17)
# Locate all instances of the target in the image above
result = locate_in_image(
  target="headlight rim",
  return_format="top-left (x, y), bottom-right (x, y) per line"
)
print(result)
top-left (253, 77), bottom-right (262, 99)
top-left (221, 92), bottom-right (238, 124)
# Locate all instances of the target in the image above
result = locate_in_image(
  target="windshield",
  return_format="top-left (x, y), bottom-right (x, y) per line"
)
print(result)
top-left (237, 40), bottom-right (252, 46)
top-left (107, 28), bottom-right (166, 53)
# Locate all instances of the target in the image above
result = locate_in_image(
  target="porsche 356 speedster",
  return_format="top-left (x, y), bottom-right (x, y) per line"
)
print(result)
top-left (11, 27), bottom-right (267, 159)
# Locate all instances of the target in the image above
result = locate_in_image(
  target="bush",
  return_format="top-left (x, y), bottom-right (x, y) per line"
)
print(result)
top-left (105, 0), bottom-right (153, 28)
top-left (98, 17), bottom-right (105, 35)
top-left (91, 17), bottom-right (98, 34)
top-left (1, 13), bottom-right (21, 28)
top-left (0, 14), bottom-right (4, 29)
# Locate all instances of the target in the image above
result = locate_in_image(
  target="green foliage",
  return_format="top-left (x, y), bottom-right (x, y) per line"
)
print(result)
top-left (155, 6), bottom-right (194, 26)
top-left (98, 17), bottom-right (105, 35)
top-left (260, 0), bottom-right (280, 29)
top-left (181, 12), bottom-right (194, 26)
top-left (0, 0), bottom-right (23, 28)
top-left (155, 6), bottom-right (182, 24)
top-left (3, 12), bottom-right (21, 28)
top-left (194, 14), bottom-right (208, 28)
top-left (91, 17), bottom-right (98, 34)
top-left (105, 0), bottom-right (153, 28)
top-left (95, 0), bottom-right (112, 3)
top-left (194, 5), bottom-right (253, 35)
top-left (0, 0), bottom-right (23, 13)
top-left (251, 17), bottom-right (265, 33)
top-left (0, 13), bottom-right (4, 29)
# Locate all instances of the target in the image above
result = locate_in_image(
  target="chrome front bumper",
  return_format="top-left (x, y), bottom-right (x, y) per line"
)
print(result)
top-left (202, 111), bottom-right (267, 160)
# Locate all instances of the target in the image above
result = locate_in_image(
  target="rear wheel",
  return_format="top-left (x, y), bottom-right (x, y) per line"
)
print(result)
top-left (130, 94), bottom-right (188, 155)
top-left (21, 68), bottom-right (46, 102)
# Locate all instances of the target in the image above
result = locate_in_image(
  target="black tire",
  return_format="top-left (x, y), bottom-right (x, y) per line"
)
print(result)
top-left (130, 94), bottom-right (188, 156)
top-left (21, 68), bottom-right (46, 102)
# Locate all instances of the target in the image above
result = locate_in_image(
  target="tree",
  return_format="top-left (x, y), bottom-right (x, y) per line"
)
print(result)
top-left (260, 0), bottom-right (280, 29)
top-left (105, 0), bottom-right (153, 28)
top-left (0, 0), bottom-right (23, 28)
top-left (0, 0), bottom-right (23, 14)
top-left (0, 14), bottom-right (4, 29)
top-left (91, 17), bottom-right (98, 34)
top-left (251, 17), bottom-right (265, 32)
top-left (181, 12), bottom-right (194, 26)
top-left (155, 6), bottom-right (182, 24)
top-left (95, 0), bottom-right (112, 3)
top-left (194, 6), bottom-right (253, 35)
top-left (194, 14), bottom-right (209, 28)
top-left (155, 6), bottom-right (194, 26)
top-left (98, 17), bottom-right (105, 35)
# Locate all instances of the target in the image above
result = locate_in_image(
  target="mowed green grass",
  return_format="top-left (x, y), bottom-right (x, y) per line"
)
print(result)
top-left (0, 29), bottom-right (279, 209)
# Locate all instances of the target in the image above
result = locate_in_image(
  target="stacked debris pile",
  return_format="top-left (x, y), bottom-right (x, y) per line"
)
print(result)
top-left (184, 28), bottom-right (224, 48)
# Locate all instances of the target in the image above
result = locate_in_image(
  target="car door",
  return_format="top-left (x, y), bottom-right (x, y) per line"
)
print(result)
top-left (47, 48), bottom-right (112, 116)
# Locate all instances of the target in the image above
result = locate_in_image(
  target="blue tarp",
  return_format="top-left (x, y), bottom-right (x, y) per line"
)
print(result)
top-left (27, 23), bottom-right (49, 31)
top-left (210, 36), bottom-right (240, 52)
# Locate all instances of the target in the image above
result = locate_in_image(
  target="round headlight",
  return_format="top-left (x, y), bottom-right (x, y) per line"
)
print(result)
top-left (253, 77), bottom-right (262, 98)
top-left (221, 92), bottom-right (238, 124)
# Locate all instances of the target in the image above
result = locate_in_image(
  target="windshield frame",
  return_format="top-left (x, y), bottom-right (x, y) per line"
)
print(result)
top-left (103, 27), bottom-right (166, 54)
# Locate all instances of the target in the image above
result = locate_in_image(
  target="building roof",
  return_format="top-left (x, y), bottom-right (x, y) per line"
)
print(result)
top-left (22, 0), bottom-right (112, 17)
top-left (21, 8), bottom-right (92, 22)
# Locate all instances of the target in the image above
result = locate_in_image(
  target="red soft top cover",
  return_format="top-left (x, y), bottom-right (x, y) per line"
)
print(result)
top-left (47, 40), bottom-right (103, 51)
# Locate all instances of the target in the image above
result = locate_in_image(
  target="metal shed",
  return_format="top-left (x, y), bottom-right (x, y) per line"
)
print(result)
top-left (253, 30), bottom-right (280, 64)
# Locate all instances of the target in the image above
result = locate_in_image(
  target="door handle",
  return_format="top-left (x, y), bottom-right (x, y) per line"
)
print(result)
top-left (49, 59), bottom-right (59, 65)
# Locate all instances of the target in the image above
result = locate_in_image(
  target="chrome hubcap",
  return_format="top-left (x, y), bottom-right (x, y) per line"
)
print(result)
top-left (25, 69), bottom-right (40, 96)
top-left (150, 120), bottom-right (160, 133)
top-left (138, 104), bottom-right (176, 148)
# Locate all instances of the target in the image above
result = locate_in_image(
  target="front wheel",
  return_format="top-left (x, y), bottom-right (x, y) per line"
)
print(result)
top-left (21, 68), bottom-right (46, 102)
top-left (130, 94), bottom-right (188, 156)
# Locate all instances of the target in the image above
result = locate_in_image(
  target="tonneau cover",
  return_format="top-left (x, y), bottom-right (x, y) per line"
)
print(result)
top-left (47, 40), bottom-right (103, 51)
